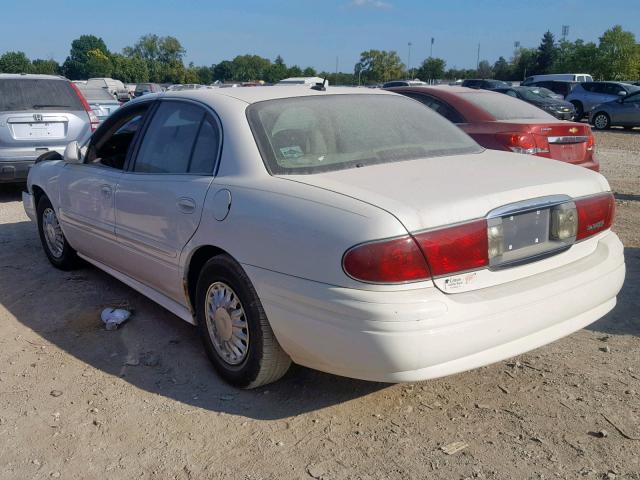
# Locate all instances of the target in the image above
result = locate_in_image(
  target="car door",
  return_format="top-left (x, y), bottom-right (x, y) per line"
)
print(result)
top-left (615, 93), bottom-right (640, 125)
top-left (57, 102), bottom-right (152, 265)
top-left (113, 99), bottom-right (221, 302)
top-left (582, 83), bottom-right (605, 111)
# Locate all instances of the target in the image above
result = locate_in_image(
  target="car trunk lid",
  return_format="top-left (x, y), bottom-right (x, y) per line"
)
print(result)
top-left (283, 149), bottom-right (610, 293)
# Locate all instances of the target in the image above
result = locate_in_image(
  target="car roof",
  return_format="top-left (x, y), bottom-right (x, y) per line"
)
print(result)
top-left (0, 73), bottom-right (67, 80)
top-left (158, 85), bottom-right (394, 104)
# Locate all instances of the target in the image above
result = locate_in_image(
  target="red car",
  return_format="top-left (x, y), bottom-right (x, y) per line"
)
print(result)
top-left (388, 86), bottom-right (598, 171)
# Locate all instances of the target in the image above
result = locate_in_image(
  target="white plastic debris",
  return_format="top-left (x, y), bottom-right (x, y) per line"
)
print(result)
top-left (101, 308), bottom-right (131, 330)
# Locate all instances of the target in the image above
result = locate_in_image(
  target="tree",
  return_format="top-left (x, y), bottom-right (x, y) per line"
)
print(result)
top-left (287, 65), bottom-right (303, 78)
top-left (0, 51), bottom-right (31, 73)
top-left (62, 35), bottom-right (109, 79)
top-left (123, 34), bottom-right (160, 61)
top-left (535, 31), bottom-right (557, 75)
top-left (302, 67), bottom-right (317, 76)
top-left (492, 56), bottom-right (511, 80)
top-left (511, 48), bottom-right (538, 80)
top-left (477, 60), bottom-right (493, 78)
top-left (356, 50), bottom-right (404, 83)
top-left (111, 54), bottom-right (149, 83)
top-left (416, 57), bottom-right (446, 81)
top-left (213, 60), bottom-right (235, 82)
top-left (231, 55), bottom-right (271, 81)
top-left (554, 39), bottom-right (599, 74)
top-left (85, 49), bottom-right (112, 78)
top-left (597, 25), bottom-right (640, 80)
top-left (264, 55), bottom-right (288, 83)
top-left (31, 59), bottom-right (60, 75)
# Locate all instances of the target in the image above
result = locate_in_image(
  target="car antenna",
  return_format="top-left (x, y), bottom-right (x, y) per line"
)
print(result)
top-left (311, 77), bottom-right (328, 91)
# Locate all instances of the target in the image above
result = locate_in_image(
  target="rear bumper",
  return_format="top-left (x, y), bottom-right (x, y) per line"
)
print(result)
top-left (245, 232), bottom-right (625, 382)
top-left (0, 160), bottom-right (33, 183)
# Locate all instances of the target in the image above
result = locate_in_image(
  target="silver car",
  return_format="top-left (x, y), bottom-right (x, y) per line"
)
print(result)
top-left (0, 74), bottom-right (96, 183)
top-left (590, 90), bottom-right (640, 130)
top-left (76, 85), bottom-right (122, 123)
top-left (565, 81), bottom-right (640, 120)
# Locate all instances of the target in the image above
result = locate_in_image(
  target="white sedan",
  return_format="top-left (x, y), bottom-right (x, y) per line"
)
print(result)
top-left (22, 86), bottom-right (625, 388)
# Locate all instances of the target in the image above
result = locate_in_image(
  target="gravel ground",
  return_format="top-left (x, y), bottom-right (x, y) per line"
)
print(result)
top-left (0, 134), bottom-right (638, 480)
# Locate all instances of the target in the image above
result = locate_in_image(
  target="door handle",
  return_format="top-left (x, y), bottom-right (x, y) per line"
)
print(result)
top-left (100, 185), bottom-right (112, 199)
top-left (177, 197), bottom-right (196, 214)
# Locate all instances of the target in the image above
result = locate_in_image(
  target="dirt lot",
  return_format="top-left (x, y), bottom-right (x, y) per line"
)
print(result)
top-left (0, 131), bottom-right (638, 480)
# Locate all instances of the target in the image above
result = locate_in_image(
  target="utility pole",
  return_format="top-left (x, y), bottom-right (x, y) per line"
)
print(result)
top-left (430, 37), bottom-right (434, 58)
top-left (335, 56), bottom-right (339, 85)
top-left (476, 43), bottom-right (480, 72)
top-left (561, 25), bottom-right (569, 42)
top-left (407, 42), bottom-right (412, 78)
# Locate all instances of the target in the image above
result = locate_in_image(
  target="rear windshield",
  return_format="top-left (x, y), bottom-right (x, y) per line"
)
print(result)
top-left (0, 79), bottom-right (84, 112)
top-left (78, 87), bottom-right (116, 102)
top-left (135, 84), bottom-right (152, 91)
top-left (459, 92), bottom-right (556, 120)
top-left (247, 94), bottom-right (482, 175)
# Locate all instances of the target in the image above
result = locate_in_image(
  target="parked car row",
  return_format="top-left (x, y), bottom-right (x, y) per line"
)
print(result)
top-left (21, 84), bottom-right (624, 389)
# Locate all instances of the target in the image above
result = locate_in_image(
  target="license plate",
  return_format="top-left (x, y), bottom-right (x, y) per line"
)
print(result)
top-left (501, 209), bottom-right (550, 252)
top-left (12, 122), bottom-right (65, 139)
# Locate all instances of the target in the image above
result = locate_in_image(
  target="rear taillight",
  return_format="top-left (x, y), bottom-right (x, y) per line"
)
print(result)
top-left (343, 236), bottom-right (430, 283)
top-left (575, 193), bottom-right (615, 240)
top-left (69, 82), bottom-right (100, 131)
top-left (497, 132), bottom-right (549, 155)
top-left (414, 220), bottom-right (489, 276)
top-left (586, 133), bottom-right (595, 151)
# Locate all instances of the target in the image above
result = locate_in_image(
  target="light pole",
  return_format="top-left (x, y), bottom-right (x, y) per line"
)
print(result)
top-left (407, 42), bottom-right (412, 79)
top-left (430, 37), bottom-right (434, 58)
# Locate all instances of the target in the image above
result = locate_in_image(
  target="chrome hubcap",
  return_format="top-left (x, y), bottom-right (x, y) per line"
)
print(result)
top-left (595, 115), bottom-right (608, 129)
top-left (205, 282), bottom-right (249, 365)
top-left (42, 207), bottom-right (64, 258)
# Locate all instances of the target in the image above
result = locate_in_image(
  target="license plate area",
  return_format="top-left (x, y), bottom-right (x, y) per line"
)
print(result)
top-left (11, 122), bottom-right (66, 140)
top-left (487, 197), bottom-right (575, 270)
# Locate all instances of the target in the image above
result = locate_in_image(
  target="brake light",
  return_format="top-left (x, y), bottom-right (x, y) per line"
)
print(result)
top-left (586, 133), bottom-right (595, 151)
top-left (575, 193), bottom-right (615, 240)
top-left (343, 236), bottom-right (430, 283)
top-left (414, 220), bottom-right (489, 276)
top-left (69, 82), bottom-right (100, 131)
top-left (497, 132), bottom-right (549, 155)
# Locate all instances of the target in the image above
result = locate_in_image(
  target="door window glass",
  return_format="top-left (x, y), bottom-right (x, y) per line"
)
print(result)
top-left (189, 118), bottom-right (221, 174)
top-left (134, 102), bottom-right (204, 173)
top-left (403, 93), bottom-right (465, 123)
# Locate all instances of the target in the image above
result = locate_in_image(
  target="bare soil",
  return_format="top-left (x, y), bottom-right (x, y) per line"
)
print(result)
top-left (0, 132), bottom-right (638, 480)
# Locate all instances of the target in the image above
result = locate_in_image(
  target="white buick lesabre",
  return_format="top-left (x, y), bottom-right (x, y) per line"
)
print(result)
top-left (23, 86), bottom-right (625, 388)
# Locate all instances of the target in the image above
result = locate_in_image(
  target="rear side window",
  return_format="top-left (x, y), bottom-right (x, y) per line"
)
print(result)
top-left (0, 79), bottom-right (84, 112)
top-left (133, 101), bottom-right (218, 174)
top-left (459, 92), bottom-right (556, 120)
top-left (78, 87), bottom-right (115, 102)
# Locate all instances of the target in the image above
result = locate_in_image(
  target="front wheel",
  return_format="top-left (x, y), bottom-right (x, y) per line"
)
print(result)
top-left (195, 255), bottom-right (291, 388)
top-left (593, 112), bottom-right (611, 130)
top-left (36, 196), bottom-right (79, 270)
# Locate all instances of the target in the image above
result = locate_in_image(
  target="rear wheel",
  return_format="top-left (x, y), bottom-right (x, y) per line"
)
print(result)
top-left (36, 196), bottom-right (79, 270)
top-left (195, 255), bottom-right (291, 388)
top-left (570, 101), bottom-right (584, 121)
top-left (593, 112), bottom-right (611, 130)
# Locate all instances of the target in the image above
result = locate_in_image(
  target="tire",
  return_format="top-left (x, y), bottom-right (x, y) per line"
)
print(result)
top-left (195, 255), bottom-right (291, 388)
top-left (36, 196), bottom-right (79, 270)
top-left (593, 112), bottom-right (611, 130)
top-left (570, 101), bottom-right (584, 121)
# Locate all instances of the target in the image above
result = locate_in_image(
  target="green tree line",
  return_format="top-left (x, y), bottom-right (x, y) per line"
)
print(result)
top-left (1, 25), bottom-right (639, 85)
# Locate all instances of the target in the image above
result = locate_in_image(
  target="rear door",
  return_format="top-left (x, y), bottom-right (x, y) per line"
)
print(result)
top-left (0, 78), bottom-right (90, 159)
top-left (114, 99), bottom-right (221, 302)
top-left (616, 94), bottom-right (640, 125)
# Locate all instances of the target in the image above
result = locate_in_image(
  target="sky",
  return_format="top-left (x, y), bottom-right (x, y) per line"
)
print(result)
top-left (3, 0), bottom-right (640, 73)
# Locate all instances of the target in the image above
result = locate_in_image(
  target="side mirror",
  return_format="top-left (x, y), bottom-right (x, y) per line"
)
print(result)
top-left (618, 90), bottom-right (627, 96)
top-left (63, 141), bottom-right (82, 164)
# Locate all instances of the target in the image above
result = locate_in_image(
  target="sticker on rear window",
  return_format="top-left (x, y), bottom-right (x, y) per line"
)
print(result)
top-left (280, 146), bottom-right (304, 159)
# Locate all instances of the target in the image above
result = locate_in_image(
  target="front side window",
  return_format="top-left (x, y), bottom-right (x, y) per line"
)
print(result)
top-left (133, 101), bottom-right (218, 174)
top-left (247, 94), bottom-right (481, 175)
top-left (84, 105), bottom-right (150, 170)
top-left (403, 93), bottom-right (465, 124)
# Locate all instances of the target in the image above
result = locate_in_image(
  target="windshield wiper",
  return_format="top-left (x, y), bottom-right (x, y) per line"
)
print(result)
top-left (32, 104), bottom-right (70, 109)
